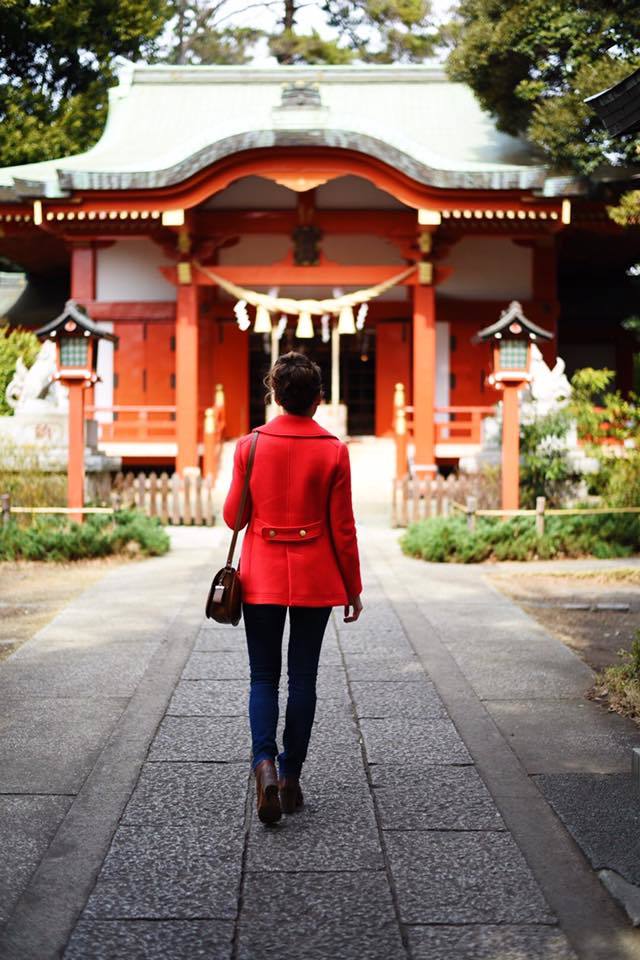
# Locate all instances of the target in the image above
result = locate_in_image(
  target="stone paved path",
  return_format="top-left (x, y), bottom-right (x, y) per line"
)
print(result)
top-left (1, 522), bottom-right (640, 960)
top-left (63, 556), bottom-right (577, 960)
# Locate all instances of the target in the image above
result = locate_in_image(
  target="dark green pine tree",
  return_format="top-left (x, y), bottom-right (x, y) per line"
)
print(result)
top-left (0, 0), bottom-right (170, 166)
top-left (444, 0), bottom-right (640, 175)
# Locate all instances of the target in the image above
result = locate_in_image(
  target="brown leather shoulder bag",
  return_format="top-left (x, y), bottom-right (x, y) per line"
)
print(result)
top-left (205, 430), bottom-right (258, 625)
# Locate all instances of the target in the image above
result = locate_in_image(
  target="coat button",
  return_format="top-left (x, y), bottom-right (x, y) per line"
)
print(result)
top-left (299, 529), bottom-right (307, 537)
top-left (269, 529), bottom-right (276, 538)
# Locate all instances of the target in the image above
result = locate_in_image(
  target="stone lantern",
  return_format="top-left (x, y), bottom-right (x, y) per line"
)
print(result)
top-left (36, 301), bottom-right (118, 522)
top-left (475, 301), bottom-right (553, 511)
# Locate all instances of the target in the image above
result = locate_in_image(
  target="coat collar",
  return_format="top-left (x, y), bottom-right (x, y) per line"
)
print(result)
top-left (256, 414), bottom-right (336, 439)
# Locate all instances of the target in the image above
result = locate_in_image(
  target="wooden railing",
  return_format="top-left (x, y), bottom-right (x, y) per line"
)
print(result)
top-left (393, 383), bottom-right (496, 478)
top-left (434, 406), bottom-right (496, 445)
top-left (86, 384), bottom-right (226, 480)
top-left (86, 405), bottom-right (177, 443)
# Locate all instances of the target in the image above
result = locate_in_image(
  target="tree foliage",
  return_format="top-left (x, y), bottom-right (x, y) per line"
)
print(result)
top-left (0, 0), bottom-right (170, 167)
top-left (0, 324), bottom-right (40, 417)
top-left (162, 0), bottom-right (437, 66)
top-left (445, 0), bottom-right (640, 174)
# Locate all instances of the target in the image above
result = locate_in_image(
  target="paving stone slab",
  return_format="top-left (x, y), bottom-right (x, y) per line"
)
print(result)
top-left (237, 871), bottom-right (405, 960)
top-left (0, 698), bottom-right (127, 794)
top-left (487, 700), bottom-right (638, 774)
top-left (148, 716), bottom-right (250, 762)
top-left (372, 765), bottom-right (505, 831)
top-left (194, 629), bottom-right (245, 653)
top-left (421, 607), bottom-right (593, 700)
top-left (351, 681), bottom-right (447, 719)
top-left (536, 773), bottom-right (640, 885)
top-left (385, 832), bottom-right (555, 924)
top-left (122, 761), bottom-right (247, 825)
top-left (85, 823), bottom-right (243, 920)
top-left (408, 924), bottom-right (576, 960)
top-left (167, 680), bottom-right (248, 716)
top-left (182, 651), bottom-right (249, 680)
top-left (361, 717), bottom-right (471, 765)
top-left (0, 643), bottom-right (160, 699)
top-left (0, 795), bottom-right (72, 924)
top-left (345, 655), bottom-right (425, 682)
top-left (65, 919), bottom-right (234, 960)
top-left (247, 794), bottom-right (382, 872)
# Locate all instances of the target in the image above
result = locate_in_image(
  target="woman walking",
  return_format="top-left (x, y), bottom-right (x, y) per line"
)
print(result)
top-left (223, 352), bottom-right (363, 825)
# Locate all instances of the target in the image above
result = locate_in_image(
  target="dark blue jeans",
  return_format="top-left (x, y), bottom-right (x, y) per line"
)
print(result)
top-left (243, 603), bottom-right (332, 779)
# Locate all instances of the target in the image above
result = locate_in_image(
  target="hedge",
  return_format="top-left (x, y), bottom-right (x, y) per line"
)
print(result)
top-left (0, 510), bottom-right (170, 562)
top-left (400, 513), bottom-right (640, 564)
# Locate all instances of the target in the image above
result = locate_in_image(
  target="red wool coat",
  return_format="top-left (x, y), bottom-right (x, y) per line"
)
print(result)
top-left (223, 413), bottom-right (362, 607)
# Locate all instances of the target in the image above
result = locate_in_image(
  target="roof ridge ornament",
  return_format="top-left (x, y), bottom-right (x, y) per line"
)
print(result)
top-left (279, 80), bottom-right (323, 109)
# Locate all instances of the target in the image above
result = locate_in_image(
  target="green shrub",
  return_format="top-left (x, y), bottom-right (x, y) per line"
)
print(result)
top-left (594, 632), bottom-right (640, 723)
top-left (519, 409), bottom-right (578, 508)
top-left (0, 510), bottom-right (170, 562)
top-left (400, 512), bottom-right (640, 564)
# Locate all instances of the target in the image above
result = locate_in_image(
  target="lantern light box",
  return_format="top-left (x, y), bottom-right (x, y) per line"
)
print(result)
top-left (36, 300), bottom-right (118, 383)
top-left (474, 300), bottom-right (553, 386)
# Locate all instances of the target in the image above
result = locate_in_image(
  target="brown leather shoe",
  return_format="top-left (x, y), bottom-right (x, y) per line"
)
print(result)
top-left (279, 777), bottom-right (304, 815)
top-left (254, 759), bottom-right (281, 825)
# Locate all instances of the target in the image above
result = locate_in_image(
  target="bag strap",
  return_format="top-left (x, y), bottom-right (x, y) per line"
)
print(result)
top-left (225, 430), bottom-right (258, 568)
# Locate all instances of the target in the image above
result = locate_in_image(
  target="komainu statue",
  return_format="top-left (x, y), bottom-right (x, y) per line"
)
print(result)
top-left (5, 340), bottom-right (67, 413)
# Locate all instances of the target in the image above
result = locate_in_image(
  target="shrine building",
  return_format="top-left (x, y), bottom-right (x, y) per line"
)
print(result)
top-left (0, 64), bottom-right (637, 473)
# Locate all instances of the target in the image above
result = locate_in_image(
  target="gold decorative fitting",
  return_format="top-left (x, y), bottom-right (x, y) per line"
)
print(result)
top-left (299, 529), bottom-right (307, 537)
top-left (418, 262), bottom-right (433, 285)
top-left (269, 529), bottom-right (276, 538)
top-left (177, 261), bottom-right (192, 285)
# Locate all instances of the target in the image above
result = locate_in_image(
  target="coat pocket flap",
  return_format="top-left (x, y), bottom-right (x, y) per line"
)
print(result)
top-left (254, 519), bottom-right (322, 542)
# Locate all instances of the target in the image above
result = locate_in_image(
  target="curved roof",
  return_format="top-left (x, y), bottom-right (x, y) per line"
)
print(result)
top-left (0, 64), bottom-right (554, 199)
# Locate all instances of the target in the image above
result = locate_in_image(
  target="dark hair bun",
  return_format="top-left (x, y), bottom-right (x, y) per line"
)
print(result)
top-left (264, 352), bottom-right (323, 415)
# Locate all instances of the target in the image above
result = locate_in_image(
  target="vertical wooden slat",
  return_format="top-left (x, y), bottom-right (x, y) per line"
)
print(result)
top-left (124, 472), bottom-right (135, 509)
top-left (466, 495), bottom-right (477, 532)
top-left (136, 472), bottom-right (146, 511)
top-left (171, 473), bottom-right (181, 525)
top-left (194, 474), bottom-right (203, 526)
top-left (444, 474), bottom-right (455, 517)
top-left (400, 475), bottom-right (409, 527)
top-left (160, 473), bottom-right (169, 524)
top-left (203, 476), bottom-right (214, 527)
top-left (411, 474), bottom-right (420, 524)
top-left (435, 473), bottom-right (444, 517)
top-left (183, 474), bottom-right (192, 526)
top-left (424, 476), bottom-right (431, 519)
top-left (148, 473), bottom-right (157, 517)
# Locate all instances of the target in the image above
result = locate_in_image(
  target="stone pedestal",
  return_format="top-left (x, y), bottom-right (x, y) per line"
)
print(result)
top-left (0, 408), bottom-right (121, 502)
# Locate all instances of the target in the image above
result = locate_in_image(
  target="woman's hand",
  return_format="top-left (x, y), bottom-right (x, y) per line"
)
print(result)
top-left (343, 594), bottom-right (363, 623)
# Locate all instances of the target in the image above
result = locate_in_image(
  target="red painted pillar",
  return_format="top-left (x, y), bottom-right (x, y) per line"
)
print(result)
top-left (501, 383), bottom-right (521, 511)
top-left (67, 381), bottom-right (86, 523)
top-left (176, 283), bottom-right (199, 473)
top-left (70, 245), bottom-right (96, 302)
top-left (412, 284), bottom-right (436, 473)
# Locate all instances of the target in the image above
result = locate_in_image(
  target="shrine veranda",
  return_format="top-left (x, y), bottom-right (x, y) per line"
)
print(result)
top-left (0, 64), bottom-right (637, 473)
